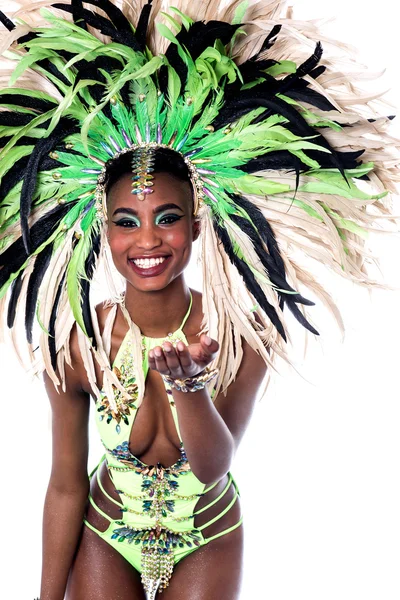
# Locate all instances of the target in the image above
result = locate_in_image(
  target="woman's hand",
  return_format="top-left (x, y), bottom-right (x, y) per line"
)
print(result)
top-left (148, 334), bottom-right (219, 380)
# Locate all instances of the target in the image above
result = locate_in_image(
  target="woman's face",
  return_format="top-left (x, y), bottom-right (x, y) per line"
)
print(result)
top-left (106, 171), bottom-right (200, 292)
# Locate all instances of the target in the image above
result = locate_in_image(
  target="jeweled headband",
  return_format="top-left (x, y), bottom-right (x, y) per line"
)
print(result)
top-left (94, 139), bottom-right (207, 223)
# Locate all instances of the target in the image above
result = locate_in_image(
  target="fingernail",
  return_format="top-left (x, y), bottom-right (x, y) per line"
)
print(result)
top-left (204, 335), bottom-right (212, 346)
top-left (163, 345), bottom-right (172, 353)
top-left (155, 348), bottom-right (162, 357)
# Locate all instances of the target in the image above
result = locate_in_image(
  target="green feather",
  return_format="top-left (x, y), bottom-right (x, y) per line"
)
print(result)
top-left (232, 0), bottom-right (249, 24)
top-left (265, 61), bottom-right (297, 77)
top-left (0, 111), bottom-right (56, 160)
top-left (225, 174), bottom-right (291, 196)
top-left (169, 7), bottom-right (194, 30)
top-left (160, 12), bottom-right (182, 33)
top-left (0, 145), bottom-right (33, 180)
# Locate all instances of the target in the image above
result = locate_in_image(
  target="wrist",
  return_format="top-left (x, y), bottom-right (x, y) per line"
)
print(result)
top-left (162, 367), bottom-right (218, 393)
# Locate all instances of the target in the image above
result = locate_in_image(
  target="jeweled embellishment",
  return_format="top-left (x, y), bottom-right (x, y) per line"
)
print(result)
top-left (97, 364), bottom-right (138, 429)
top-left (131, 146), bottom-right (156, 201)
top-left (110, 524), bottom-right (202, 596)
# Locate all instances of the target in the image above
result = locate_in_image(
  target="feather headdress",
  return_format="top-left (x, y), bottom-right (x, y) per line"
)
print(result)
top-left (0, 0), bottom-right (399, 412)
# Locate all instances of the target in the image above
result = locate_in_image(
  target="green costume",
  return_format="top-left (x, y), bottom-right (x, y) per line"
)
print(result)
top-left (0, 1), bottom-right (399, 598)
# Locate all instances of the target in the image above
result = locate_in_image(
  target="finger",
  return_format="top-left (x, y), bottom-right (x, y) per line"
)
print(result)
top-left (200, 334), bottom-right (219, 354)
top-left (151, 346), bottom-right (171, 374)
top-left (175, 341), bottom-right (192, 369)
top-left (162, 342), bottom-right (185, 376)
top-left (148, 350), bottom-right (157, 369)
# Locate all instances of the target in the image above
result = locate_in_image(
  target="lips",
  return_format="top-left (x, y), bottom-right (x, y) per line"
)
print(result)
top-left (128, 256), bottom-right (172, 277)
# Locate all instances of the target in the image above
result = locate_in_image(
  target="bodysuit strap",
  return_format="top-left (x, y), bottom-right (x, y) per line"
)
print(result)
top-left (142, 290), bottom-right (193, 444)
top-left (176, 289), bottom-right (193, 331)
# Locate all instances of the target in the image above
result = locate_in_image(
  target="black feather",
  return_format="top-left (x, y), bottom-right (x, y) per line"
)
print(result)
top-left (71, 0), bottom-right (88, 31)
top-left (19, 118), bottom-right (79, 255)
top-left (7, 272), bottom-right (24, 328)
top-left (160, 20), bottom-right (241, 89)
top-left (0, 202), bottom-right (76, 289)
top-left (242, 146), bottom-right (364, 174)
top-left (0, 156), bottom-right (60, 204)
top-left (80, 231), bottom-right (101, 347)
top-left (215, 94), bottom-right (349, 182)
top-left (53, 1), bottom-right (143, 51)
top-left (15, 31), bottom-right (72, 88)
top-left (214, 220), bottom-right (287, 341)
top-left (249, 25), bottom-right (282, 62)
top-left (284, 86), bottom-right (336, 112)
top-left (0, 10), bottom-right (15, 32)
top-left (228, 210), bottom-right (319, 335)
top-left (72, 55), bottom-right (127, 119)
top-left (0, 112), bottom-right (41, 127)
top-left (135, 0), bottom-right (153, 50)
top-left (25, 243), bottom-right (54, 344)
top-left (0, 93), bottom-right (57, 112)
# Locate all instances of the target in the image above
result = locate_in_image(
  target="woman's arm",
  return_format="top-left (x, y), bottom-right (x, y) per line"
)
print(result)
top-left (150, 315), bottom-right (268, 485)
top-left (170, 337), bottom-right (268, 484)
top-left (40, 324), bottom-right (90, 600)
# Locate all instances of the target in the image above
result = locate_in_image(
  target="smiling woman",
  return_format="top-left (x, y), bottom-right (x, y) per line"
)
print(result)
top-left (105, 150), bottom-right (199, 290)
top-left (0, 0), bottom-right (399, 599)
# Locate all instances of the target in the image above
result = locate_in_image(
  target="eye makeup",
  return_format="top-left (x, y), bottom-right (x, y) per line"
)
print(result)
top-left (112, 212), bottom-right (183, 228)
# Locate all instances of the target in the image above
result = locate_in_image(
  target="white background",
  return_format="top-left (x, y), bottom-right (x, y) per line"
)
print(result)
top-left (1, 1), bottom-right (400, 599)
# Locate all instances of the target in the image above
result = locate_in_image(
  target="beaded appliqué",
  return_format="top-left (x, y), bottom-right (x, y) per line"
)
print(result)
top-left (107, 440), bottom-right (192, 522)
top-left (96, 331), bottom-right (147, 432)
top-left (97, 365), bottom-right (138, 429)
top-left (107, 439), bottom-right (197, 597)
top-left (111, 524), bottom-right (202, 596)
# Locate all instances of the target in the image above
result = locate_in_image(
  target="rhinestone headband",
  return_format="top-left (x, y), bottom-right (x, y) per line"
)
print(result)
top-left (94, 143), bottom-right (205, 222)
top-left (131, 146), bottom-right (156, 200)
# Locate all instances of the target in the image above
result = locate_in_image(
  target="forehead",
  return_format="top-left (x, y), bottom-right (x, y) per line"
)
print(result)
top-left (107, 172), bottom-right (192, 211)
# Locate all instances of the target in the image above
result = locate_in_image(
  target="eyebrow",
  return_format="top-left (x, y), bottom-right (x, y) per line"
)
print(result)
top-left (112, 203), bottom-right (185, 217)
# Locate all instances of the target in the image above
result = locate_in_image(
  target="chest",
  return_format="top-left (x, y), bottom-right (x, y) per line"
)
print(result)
top-left (91, 328), bottom-right (196, 462)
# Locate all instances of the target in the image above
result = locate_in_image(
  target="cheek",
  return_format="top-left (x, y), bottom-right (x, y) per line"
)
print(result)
top-left (108, 230), bottom-right (131, 259)
top-left (164, 227), bottom-right (189, 249)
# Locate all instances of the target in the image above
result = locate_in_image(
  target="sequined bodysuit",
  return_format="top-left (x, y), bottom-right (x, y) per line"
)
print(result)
top-left (84, 293), bottom-right (243, 599)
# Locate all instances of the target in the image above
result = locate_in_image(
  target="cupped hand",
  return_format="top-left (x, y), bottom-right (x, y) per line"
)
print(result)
top-left (148, 334), bottom-right (219, 380)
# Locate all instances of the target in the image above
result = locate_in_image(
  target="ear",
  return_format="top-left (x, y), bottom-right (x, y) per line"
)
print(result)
top-left (192, 218), bottom-right (201, 241)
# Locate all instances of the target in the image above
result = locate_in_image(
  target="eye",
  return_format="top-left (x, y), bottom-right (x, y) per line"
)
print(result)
top-left (158, 215), bottom-right (183, 225)
top-left (113, 219), bottom-right (137, 228)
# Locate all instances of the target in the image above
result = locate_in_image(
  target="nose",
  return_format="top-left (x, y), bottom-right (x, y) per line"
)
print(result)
top-left (135, 220), bottom-right (163, 251)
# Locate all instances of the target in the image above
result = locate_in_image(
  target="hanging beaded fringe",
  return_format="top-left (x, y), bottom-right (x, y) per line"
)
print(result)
top-left (141, 546), bottom-right (174, 598)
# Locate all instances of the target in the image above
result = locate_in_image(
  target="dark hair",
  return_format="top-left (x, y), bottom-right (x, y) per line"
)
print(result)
top-left (105, 147), bottom-right (194, 206)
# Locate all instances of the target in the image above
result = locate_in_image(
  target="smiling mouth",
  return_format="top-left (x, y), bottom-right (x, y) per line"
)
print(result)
top-left (128, 256), bottom-right (172, 277)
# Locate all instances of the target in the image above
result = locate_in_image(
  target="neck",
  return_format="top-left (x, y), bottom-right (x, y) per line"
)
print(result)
top-left (123, 276), bottom-right (192, 337)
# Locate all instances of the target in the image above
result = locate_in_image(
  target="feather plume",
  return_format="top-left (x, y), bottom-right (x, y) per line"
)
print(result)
top-left (0, 0), bottom-right (398, 408)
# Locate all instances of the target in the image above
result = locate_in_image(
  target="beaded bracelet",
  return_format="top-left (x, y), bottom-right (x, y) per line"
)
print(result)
top-left (162, 367), bottom-right (219, 393)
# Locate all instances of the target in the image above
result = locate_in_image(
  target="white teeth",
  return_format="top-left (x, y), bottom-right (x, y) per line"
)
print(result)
top-left (132, 257), bottom-right (167, 268)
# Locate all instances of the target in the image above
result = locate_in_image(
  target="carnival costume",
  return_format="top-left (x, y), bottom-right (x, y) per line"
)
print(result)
top-left (0, 0), bottom-right (399, 597)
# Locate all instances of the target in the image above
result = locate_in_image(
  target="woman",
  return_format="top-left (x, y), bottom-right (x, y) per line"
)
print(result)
top-left (0, 1), bottom-right (398, 599)
top-left (41, 149), bottom-right (267, 599)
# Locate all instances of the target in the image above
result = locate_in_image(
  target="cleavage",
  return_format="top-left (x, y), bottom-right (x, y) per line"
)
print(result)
top-left (127, 367), bottom-right (182, 466)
